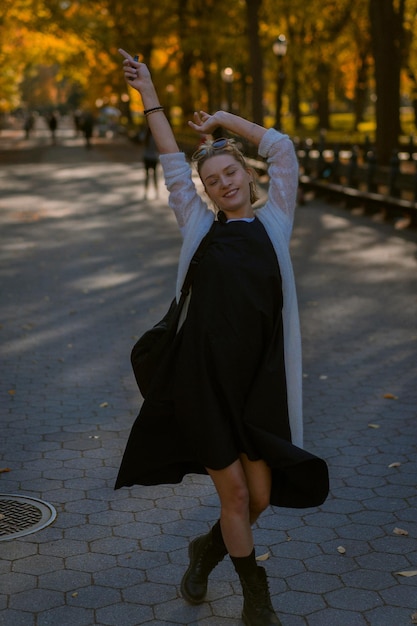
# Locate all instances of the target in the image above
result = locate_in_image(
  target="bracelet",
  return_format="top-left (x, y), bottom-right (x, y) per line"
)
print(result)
top-left (144, 106), bottom-right (164, 117)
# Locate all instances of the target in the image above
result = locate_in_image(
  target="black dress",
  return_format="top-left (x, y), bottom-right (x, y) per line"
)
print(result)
top-left (115, 218), bottom-right (329, 508)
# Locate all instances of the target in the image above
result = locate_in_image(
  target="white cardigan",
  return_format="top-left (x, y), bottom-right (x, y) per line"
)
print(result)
top-left (159, 128), bottom-right (303, 448)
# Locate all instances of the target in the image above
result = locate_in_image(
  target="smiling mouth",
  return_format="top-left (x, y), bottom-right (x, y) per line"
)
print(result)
top-left (223, 189), bottom-right (238, 198)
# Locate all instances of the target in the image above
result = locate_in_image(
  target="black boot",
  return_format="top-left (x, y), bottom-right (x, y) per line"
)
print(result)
top-left (232, 551), bottom-right (282, 626)
top-left (181, 521), bottom-right (228, 604)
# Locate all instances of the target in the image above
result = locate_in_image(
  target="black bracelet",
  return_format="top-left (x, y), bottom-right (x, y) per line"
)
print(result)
top-left (144, 106), bottom-right (164, 116)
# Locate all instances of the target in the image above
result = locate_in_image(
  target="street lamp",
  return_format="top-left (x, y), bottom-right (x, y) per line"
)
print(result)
top-left (221, 67), bottom-right (234, 112)
top-left (272, 34), bottom-right (287, 130)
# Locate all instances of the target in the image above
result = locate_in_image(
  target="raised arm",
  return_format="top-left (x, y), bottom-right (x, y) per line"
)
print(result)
top-left (119, 48), bottom-right (179, 154)
top-left (187, 110), bottom-right (267, 148)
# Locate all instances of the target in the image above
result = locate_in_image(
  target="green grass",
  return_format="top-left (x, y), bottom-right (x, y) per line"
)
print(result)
top-left (285, 110), bottom-right (416, 145)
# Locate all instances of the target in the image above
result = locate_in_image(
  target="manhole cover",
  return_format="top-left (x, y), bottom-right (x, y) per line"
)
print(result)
top-left (0, 494), bottom-right (57, 541)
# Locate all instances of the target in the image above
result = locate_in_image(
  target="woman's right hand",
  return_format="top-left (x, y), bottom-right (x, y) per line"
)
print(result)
top-left (117, 48), bottom-right (179, 154)
top-left (118, 48), bottom-right (152, 93)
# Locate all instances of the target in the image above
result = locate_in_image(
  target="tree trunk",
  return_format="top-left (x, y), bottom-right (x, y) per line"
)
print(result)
top-left (176, 0), bottom-right (196, 121)
top-left (316, 61), bottom-right (330, 131)
top-left (353, 50), bottom-right (369, 130)
top-left (291, 60), bottom-right (302, 130)
top-left (245, 0), bottom-right (264, 125)
top-left (369, 0), bottom-right (403, 164)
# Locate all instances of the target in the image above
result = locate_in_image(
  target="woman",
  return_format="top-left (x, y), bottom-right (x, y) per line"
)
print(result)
top-left (115, 48), bottom-right (329, 626)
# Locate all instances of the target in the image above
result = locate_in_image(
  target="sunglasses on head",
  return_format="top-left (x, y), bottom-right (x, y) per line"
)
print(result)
top-left (191, 137), bottom-right (235, 162)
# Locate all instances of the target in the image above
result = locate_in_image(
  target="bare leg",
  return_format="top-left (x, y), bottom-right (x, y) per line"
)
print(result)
top-left (181, 455), bottom-right (272, 607)
top-left (206, 459), bottom-right (252, 556)
top-left (239, 453), bottom-right (272, 525)
top-left (206, 454), bottom-right (271, 557)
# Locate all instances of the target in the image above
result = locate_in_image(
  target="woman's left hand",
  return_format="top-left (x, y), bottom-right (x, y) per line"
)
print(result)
top-left (188, 110), bottom-right (223, 134)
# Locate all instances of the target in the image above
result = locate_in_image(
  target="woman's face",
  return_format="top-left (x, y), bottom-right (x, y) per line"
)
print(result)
top-left (199, 153), bottom-right (254, 219)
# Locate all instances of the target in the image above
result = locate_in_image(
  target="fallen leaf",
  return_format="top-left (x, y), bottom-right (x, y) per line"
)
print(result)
top-left (71, 592), bottom-right (78, 598)
top-left (383, 393), bottom-right (398, 400)
top-left (0, 468), bottom-right (11, 473)
top-left (256, 552), bottom-right (270, 561)
top-left (388, 462), bottom-right (401, 468)
top-left (368, 423), bottom-right (380, 429)
top-left (395, 570), bottom-right (417, 577)
top-left (0, 514), bottom-right (5, 520)
top-left (337, 546), bottom-right (346, 554)
top-left (393, 527), bottom-right (409, 536)
top-left (99, 402), bottom-right (108, 408)
top-left (8, 390), bottom-right (16, 396)
top-left (411, 612), bottom-right (417, 624)
top-left (395, 217), bottom-right (412, 231)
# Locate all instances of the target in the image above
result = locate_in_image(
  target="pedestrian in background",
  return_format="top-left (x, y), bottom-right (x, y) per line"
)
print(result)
top-left (81, 111), bottom-right (95, 149)
top-left (48, 112), bottom-right (57, 144)
top-left (142, 126), bottom-right (159, 199)
top-left (24, 112), bottom-right (35, 139)
top-left (115, 48), bottom-right (329, 626)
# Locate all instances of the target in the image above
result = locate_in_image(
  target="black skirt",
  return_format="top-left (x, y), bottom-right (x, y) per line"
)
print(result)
top-left (115, 219), bottom-right (329, 508)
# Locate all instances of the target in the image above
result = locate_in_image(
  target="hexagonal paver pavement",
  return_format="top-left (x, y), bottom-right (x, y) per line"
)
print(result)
top-left (1, 130), bottom-right (417, 625)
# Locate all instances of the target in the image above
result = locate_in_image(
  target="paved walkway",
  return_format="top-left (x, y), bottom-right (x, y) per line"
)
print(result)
top-left (1, 128), bottom-right (417, 626)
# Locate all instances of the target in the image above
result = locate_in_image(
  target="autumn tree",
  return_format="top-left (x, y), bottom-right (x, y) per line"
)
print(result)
top-left (0, 0), bottom-right (86, 113)
top-left (304, 2), bottom-right (352, 130)
top-left (271, 1), bottom-right (320, 130)
top-left (264, 0), bottom-right (359, 131)
top-left (346, 1), bottom-right (373, 131)
top-left (174, 0), bottom-right (251, 120)
top-left (369, 0), bottom-right (404, 163)
top-left (245, 0), bottom-right (264, 125)
top-left (369, 0), bottom-right (417, 162)
top-left (2, 0), bottom-right (416, 142)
